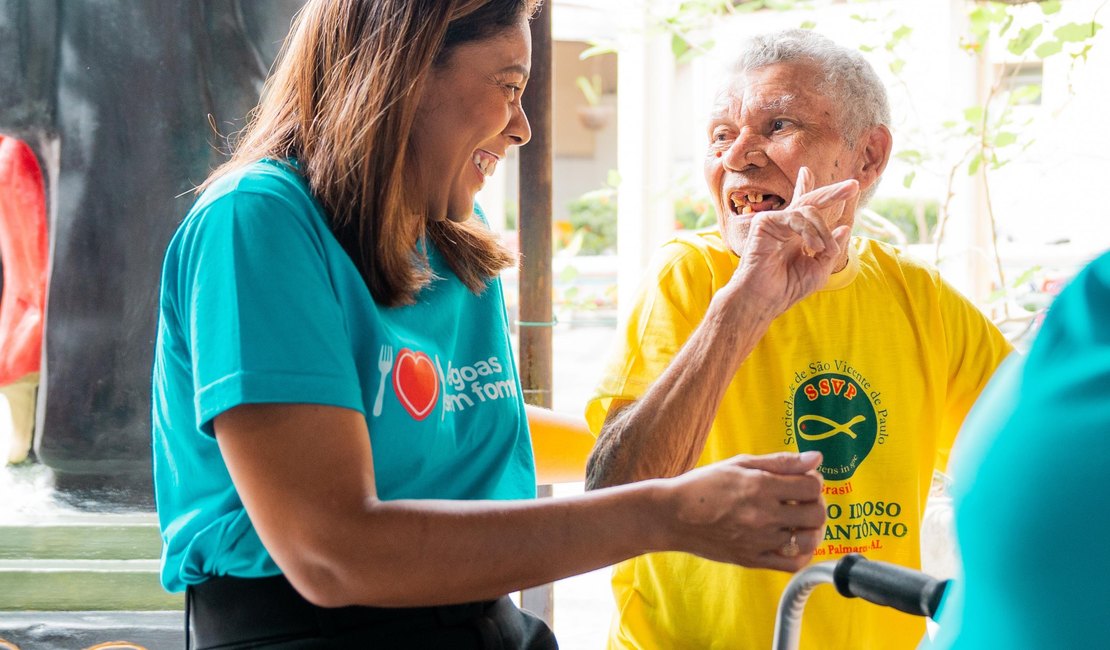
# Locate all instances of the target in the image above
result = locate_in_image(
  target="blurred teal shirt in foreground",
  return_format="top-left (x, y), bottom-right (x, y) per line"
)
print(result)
top-left (928, 251), bottom-right (1110, 647)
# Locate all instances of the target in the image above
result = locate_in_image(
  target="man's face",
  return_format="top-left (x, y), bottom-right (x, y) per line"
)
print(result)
top-left (704, 61), bottom-right (869, 248)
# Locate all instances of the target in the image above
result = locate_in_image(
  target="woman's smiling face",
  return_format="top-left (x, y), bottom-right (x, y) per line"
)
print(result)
top-left (411, 17), bottom-right (532, 223)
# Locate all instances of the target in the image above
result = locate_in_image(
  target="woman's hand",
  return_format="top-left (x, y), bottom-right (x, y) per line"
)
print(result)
top-left (658, 451), bottom-right (826, 572)
top-left (724, 167), bottom-right (857, 318)
top-left (216, 403), bottom-right (827, 608)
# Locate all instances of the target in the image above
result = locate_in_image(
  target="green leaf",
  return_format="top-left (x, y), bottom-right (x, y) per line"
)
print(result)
top-left (894, 149), bottom-right (924, 165)
top-left (1011, 265), bottom-right (1042, 287)
top-left (902, 170), bottom-right (916, 189)
top-left (891, 25), bottom-right (913, 42)
top-left (800, 20), bottom-right (816, 30)
top-left (850, 13), bottom-right (875, 24)
top-left (967, 4), bottom-right (1007, 40)
top-left (998, 14), bottom-right (1014, 38)
top-left (1007, 24), bottom-right (1043, 56)
top-left (606, 169), bottom-right (622, 188)
top-left (1040, 0), bottom-right (1062, 16)
top-left (671, 33), bottom-right (690, 60)
top-left (859, 44), bottom-right (876, 52)
top-left (579, 40), bottom-right (617, 60)
top-left (963, 106), bottom-right (985, 124)
top-left (1009, 84), bottom-right (1042, 104)
top-left (558, 265), bottom-right (580, 282)
top-left (1071, 44), bottom-right (1094, 62)
top-left (1034, 40), bottom-right (1062, 58)
top-left (967, 153), bottom-right (983, 176)
top-left (967, 7), bottom-right (991, 37)
top-left (889, 58), bottom-right (905, 74)
top-left (992, 131), bottom-right (1018, 147)
top-left (941, 119), bottom-right (958, 130)
top-left (1054, 21), bottom-right (1102, 43)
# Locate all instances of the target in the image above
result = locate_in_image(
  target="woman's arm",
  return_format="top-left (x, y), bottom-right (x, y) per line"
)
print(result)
top-left (215, 402), bottom-right (826, 608)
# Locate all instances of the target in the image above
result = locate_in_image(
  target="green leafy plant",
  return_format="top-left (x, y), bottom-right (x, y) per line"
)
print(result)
top-left (674, 193), bottom-right (717, 231)
top-left (861, 197), bottom-right (940, 245)
top-left (927, 1), bottom-right (1103, 324)
top-left (564, 187), bottom-right (617, 255)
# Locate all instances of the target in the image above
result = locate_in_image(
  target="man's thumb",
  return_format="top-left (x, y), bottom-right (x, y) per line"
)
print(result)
top-left (736, 450), bottom-right (822, 475)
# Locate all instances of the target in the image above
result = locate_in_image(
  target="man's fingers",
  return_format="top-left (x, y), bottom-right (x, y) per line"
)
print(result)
top-left (828, 225), bottom-right (852, 260)
top-left (734, 450), bottom-right (823, 475)
top-left (797, 178), bottom-right (859, 209)
top-left (766, 207), bottom-right (837, 257)
top-left (795, 207), bottom-right (835, 256)
top-left (791, 166), bottom-right (815, 206)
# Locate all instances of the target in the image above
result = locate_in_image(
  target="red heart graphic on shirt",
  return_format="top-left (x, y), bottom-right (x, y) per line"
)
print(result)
top-left (392, 348), bottom-right (439, 421)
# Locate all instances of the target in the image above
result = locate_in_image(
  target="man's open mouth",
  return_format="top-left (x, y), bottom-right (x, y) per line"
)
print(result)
top-left (728, 190), bottom-right (786, 215)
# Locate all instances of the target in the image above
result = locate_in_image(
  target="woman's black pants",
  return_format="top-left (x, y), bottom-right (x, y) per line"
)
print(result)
top-left (186, 574), bottom-right (559, 649)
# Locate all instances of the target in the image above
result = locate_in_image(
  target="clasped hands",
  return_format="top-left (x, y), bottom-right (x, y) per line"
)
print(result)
top-left (664, 451), bottom-right (826, 572)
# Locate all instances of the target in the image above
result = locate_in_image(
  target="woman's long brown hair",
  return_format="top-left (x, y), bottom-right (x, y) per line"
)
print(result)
top-left (201, 0), bottom-right (539, 306)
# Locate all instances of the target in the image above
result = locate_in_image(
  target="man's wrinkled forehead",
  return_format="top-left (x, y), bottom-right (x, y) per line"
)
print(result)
top-left (709, 76), bottom-right (800, 119)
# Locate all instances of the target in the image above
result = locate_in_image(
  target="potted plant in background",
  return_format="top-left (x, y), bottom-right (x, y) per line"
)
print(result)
top-left (575, 74), bottom-right (612, 131)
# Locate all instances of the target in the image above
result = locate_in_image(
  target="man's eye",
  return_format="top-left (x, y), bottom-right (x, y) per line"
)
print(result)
top-left (772, 119), bottom-right (788, 131)
top-left (712, 131), bottom-right (730, 142)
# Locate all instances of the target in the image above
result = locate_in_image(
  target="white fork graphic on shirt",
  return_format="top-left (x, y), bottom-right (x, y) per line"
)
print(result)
top-left (372, 345), bottom-right (394, 417)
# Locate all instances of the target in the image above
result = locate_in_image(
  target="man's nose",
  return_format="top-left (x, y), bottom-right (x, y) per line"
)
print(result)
top-left (722, 129), bottom-right (768, 170)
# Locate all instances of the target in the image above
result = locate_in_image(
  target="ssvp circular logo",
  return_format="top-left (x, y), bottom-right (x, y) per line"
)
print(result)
top-left (793, 373), bottom-right (876, 480)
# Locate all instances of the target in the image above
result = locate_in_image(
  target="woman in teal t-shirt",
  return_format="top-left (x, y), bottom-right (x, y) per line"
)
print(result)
top-left (152, 0), bottom-right (836, 647)
top-left (928, 251), bottom-right (1110, 647)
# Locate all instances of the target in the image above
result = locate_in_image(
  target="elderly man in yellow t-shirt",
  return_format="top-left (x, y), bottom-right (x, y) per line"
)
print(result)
top-left (585, 28), bottom-right (1012, 650)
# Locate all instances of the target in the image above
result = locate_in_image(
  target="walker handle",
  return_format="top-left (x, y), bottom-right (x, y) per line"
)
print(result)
top-left (832, 553), bottom-right (949, 619)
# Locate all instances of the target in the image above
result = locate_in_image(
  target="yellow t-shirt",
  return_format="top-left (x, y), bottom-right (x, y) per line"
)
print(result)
top-left (586, 232), bottom-right (1012, 650)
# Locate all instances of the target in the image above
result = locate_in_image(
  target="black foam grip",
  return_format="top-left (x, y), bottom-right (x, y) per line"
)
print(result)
top-left (832, 553), bottom-right (950, 618)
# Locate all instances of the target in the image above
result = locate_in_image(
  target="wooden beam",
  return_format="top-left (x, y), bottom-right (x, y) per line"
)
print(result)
top-left (518, 2), bottom-right (554, 413)
top-left (517, 0), bottom-right (555, 626)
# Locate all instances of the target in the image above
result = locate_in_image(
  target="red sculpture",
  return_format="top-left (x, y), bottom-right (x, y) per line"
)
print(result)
top-left (0, 135), bottom-right (47, 464)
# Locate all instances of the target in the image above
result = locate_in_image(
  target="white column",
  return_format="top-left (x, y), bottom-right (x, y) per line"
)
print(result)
top-left (615, 0), bottom-right (676, 320)
top-left (940, 0), bottom-right (992, 304)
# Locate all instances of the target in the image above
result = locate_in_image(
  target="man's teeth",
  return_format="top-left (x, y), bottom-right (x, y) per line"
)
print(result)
top-left (473, 154), bottom-right (496, 176)
top-left (730, 192), bottom-right (766, 215)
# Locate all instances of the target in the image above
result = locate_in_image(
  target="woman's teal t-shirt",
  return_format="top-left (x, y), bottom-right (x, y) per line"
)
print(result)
top-left (928, 251), bottom-right (1110, 647)
top-left (151, 159), bottom-right (536, 592)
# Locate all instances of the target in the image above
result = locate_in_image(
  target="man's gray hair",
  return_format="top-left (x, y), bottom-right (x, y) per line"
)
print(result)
top-left (733, 29), bottom-right (891, 144)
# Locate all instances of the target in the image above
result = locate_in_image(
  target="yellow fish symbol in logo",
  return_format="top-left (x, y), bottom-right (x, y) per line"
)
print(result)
top-left (797, 414), bottom-right (866, 441)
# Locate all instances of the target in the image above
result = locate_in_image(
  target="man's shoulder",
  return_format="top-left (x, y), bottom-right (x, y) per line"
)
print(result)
top-left (651, 229), bottom-right (736, 289)
top-left (662, 229), bottom-right (734, 266)
top-left (855, 237), bottom-right (943, 288)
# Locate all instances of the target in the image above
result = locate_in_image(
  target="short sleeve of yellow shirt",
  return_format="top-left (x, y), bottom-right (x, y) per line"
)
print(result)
top-left (586, 232), bottom-right (1012, 650)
